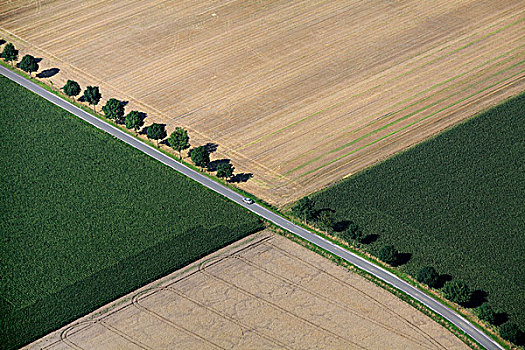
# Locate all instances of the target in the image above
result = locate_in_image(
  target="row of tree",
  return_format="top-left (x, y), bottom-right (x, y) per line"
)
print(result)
top-left (1, 41), bottom-right (239, 182)
top-left (1, 43), bottom-right (39, 76)
top-left (416, 266), bottom-right (522, 344)
top-left (99, 97), bottom-right (235, 179)
top-left (290, 196), bottom-right (523, 346)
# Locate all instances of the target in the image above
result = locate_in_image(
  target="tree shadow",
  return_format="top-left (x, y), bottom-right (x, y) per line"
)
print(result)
top-left (361, 233), bottom-right (379, 244)
top-left (35, 57), bottom-right (43, 63)
top-left (141, 123), bottom-right (166, 136)
top-left (494, 312), bottom-right (509, 326)
top-left (36, 67), bottom-right (60, 78)
top-left (78, 95), bottom-right (86, 102)
top-left (435, 274), bottom-right (453, 289)
top-left (230, 173), bottom-right (253, 183)
top-left (204, 142), bottom-right (218, 154)
top-left (0, 39), bottom-right (6, 45)
top-left (518, 333), bottom-right (525, 346)
top-left (333, 220), bottom-right (351, 233)
top-left (120, 100), bottom-right (129, 107)
top-left (394, 252), bottom-right (411, 266)
top-left (465, 289), bottom-right (488, 308)
top-left (208, 159), bottom-right (231, 172)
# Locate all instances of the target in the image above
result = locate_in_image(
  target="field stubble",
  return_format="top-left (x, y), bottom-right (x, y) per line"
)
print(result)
top-left (0, 0), bottom-right (523, 206)
top-left (24, 231), bottom-right (469, 350)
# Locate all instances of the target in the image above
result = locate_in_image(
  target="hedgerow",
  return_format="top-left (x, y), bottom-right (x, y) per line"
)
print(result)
top-left (0, 76), bottom-right (263, 349)
top-left (309, 93), bottom-right (525, 329)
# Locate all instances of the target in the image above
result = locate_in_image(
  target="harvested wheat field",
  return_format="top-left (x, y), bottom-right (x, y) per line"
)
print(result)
top-left (24, 231), bottom-right (469, 350)
top-left (1, 0), bottom-right (524, 205)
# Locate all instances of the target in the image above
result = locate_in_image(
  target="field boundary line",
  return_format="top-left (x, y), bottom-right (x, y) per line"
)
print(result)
top-left (0, 27), bottom-right (289, 182)
top-left (240, 12), bottom-right (525, 150)
top-left (286, 52), bottom-right (525, 175)
top-left (290, 64), bottom-right (525, 180)
top-left (315, 70), bottom-right (525, 180)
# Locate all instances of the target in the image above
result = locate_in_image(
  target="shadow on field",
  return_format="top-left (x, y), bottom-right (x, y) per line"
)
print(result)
top-left (494, 312), bottom-right (509, 326)
top-left (361, 234), bottom-right (379, 244)
top-left (35, 57), bottom-right (43, 63)
top-left (231, 173), bottom-right (253, 183)
top-left (0, 39), bottom-right (6, 45)
top-left (394, 252), bottom-right (411, 266)
top-left (333, 220), bottom-right (351, 232)
top-left (36, 67), bottom-right (60, 78)
top-left (465, 290), bottom-right (488, 308)
top-left (435, 274), bottom-right (453, 289)
top-left (204, 142), bottom-right (218, 154)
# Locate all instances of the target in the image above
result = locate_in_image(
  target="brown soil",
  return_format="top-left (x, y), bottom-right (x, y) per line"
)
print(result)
top-left (24, 231), bottom-right (469, 350)
top-left (1, 0), bottom-right (523, 206)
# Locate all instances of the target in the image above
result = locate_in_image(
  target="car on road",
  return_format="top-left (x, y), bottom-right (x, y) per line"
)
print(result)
top-left (242, 197), bottom-right (254, 205)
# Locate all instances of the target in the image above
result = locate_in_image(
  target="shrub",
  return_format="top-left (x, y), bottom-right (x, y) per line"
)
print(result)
top-left (291, 197), bottom-right (315, 222)
top-left (316, 211), bottom-right (334, 231)
top-left (417, 266), bottom-right (439, 288)
top-left (378, 245), bottom-right (398, 266)
top-left (499, 322), bottom-right (522, 345)
top-left (339, 221), bottom-right (363, 243)
top-left (443, 280), bottom-right (471, 305)
top-left (477, 303), bottom-right (496, 325)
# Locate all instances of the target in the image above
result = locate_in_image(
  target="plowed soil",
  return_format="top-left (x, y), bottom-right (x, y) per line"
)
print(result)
top-left (24, 231), bottom-right (469, 350)
top-left (1, 0), bottom-right (523, 205)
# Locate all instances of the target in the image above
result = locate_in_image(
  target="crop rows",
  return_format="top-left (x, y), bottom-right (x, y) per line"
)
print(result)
top-left (308, 94), bottom-right (525, 331)
top-left (0, 76), bottom-right (263, 349)
top-left (0, 0), bottom-right (522, 205)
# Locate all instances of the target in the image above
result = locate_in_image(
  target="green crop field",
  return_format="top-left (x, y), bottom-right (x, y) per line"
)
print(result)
top-left (0, 76), bottom-right (263, 349)
top-left (309, 94), bottom-right (525, 328)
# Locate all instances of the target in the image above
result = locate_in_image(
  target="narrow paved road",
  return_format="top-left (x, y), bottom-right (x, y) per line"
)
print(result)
top-left (1, 65), bottom-right (502, 350)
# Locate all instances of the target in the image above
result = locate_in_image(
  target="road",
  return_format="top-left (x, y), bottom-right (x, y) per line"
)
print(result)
top-left (1, 65), bottom-right (502, 350)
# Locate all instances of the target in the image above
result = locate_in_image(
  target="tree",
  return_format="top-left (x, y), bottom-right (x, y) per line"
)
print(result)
top-left (417, 266), bottom-right (440, 288)
top-left (378, 245), bottom-right (398, 266)
top-left (191, 146), bottom-right (210, 170)
top-left (102, 98), bottom-right (125, 122)
top-left (62, 80), bottom-right (81, 100)
top-left (316, 211), bottom-right (334, 231)
top-left (1, 43), bottom-right (18, 66)
top-left (216, 162), bottom-right (234, 180)
top-left (499, 322), bottom-right (522, 345)
top-left (82, 86), bottom-right (101, 111)
top-left (291, 197), bottom-right (315, 223)
top-left (19, 54), bottom-right (39, 77)
top-left (146, 123), bottom-right (167, 147)
top-left (477, 303), bottom-right (496, 325)
top-left (168, 127), bottom-right (190, 160)
top-left (340, 221), bottom-right (363, 243)
top-left (124, 110), bottom-right (144, 134)
top-left (443, 280), bottom-right (471, 305)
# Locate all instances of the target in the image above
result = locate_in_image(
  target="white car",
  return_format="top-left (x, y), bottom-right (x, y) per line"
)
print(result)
top-left (242, 197), bottom-right (254, 205)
